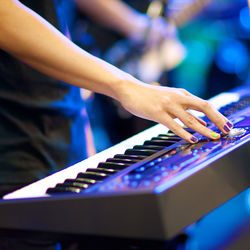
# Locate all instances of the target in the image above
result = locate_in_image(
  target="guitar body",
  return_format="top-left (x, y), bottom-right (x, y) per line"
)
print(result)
top-left (137, 37), bottom-right (187, 83)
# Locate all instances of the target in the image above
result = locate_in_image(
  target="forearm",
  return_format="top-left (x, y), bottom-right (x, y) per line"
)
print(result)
top-left (0, 0), bottom-right (136, 100)
top-left (0, 1), bottom-right (233, 144)
top-left (75, 0), bottom-right (148, 38)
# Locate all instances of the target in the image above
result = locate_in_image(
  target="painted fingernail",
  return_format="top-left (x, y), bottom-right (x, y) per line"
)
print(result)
top-left (211, 132), bottom-right (220, 138)
top-left (191, 136), bottom-right (198, 143)
top-left (224, 125), bottom-right (230, 132)
top-left (226, 121), bottom-right (233, 128)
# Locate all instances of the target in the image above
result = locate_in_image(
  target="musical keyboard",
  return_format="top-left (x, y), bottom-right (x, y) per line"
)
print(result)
top-left (0, 86), bottom-right (249, 241)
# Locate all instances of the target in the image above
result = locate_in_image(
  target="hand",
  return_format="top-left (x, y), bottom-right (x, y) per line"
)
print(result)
top-left (145, 17), bottom-right (177, 48)
top-left (118, 82), bottom-right (233, 143)
top-left (129, 15), bottom-right (177, 50)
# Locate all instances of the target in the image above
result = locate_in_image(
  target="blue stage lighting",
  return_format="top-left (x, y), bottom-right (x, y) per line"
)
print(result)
top-left (216, 39), bottom-right (248, 74)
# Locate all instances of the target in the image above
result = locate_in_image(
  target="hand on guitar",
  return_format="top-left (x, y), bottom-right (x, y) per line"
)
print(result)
top-left (116, 78), bottom-right (233, 143)
top-left (129, 15), bottom-right (177, 49)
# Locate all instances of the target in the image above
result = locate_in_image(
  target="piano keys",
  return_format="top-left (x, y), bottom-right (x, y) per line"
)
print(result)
top-left (0, 86), bottom-right (249, 241)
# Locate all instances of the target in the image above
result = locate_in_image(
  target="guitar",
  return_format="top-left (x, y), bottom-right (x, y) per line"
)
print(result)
top-left (104, 0), bottom-right (212, 83)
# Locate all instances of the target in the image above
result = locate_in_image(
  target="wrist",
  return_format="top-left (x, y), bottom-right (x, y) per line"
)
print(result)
top-left (112, 73), bottom-right (144, 106)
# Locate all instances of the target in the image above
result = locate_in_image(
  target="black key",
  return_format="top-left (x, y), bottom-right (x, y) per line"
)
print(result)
top-left (77, 171), bottom-right (108, 180)
top-left (151, 138), bottom-right (180, 144)
top-left (156, 135), bottom-right (182, 141)
top-left (124, 148), bottom-right (157, 156)
top-left (151, 137), bottom-right (180, 142)
top-left (164, 131), bottom-right (176, 136)
top-left (98, 162), bottom-right (130, 170)
top-left (106, 158), bottom-right (139, 165)
top-left (133, 145), bottom-right (165, 151)
top-left (65, 178), bottom-right (100, 185)
top-left (86, 167), bottom-right (118, 175)
top-left (46, 177), bottom-right (98, 195)
top-left (144, 140), bottom-right (176, 147)
top-left (64, 179), bottom-right (95, 187)
top-left (56, 182), bottom-right (90, 189)
top-left (47, 186), bottom-right (82, 194)
top-left (114, 154), bottom-right (145, 161)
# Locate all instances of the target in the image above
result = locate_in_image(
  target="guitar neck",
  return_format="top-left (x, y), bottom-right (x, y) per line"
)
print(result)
top-left (167, 0), bottom-right (212, 28)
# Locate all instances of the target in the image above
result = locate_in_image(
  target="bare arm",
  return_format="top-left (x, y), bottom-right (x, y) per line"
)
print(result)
top-left (0, 0), bottom-right (130, 99)
top-left (74, 0), bottom-right (175, 44)
top-left (74, 0), bottom-right (148, 38)
top-left (0, 0), bottom-right (233, 143)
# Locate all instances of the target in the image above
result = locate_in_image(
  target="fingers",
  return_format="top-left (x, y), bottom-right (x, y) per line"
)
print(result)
top-left (197, 100), bottom-right (233, 134)
top-left (155, 90), bottom-right (232, 142)
top-left (170, 110), bottom-right (207, 127)
top-left (187, 111), bottom-right (207, 127)
top-left (177, 109), bottom-right (222, 140)
top-left (159, 115), bottom-right (199, 143)
top-left (184, 96), bottom-right (233, 135)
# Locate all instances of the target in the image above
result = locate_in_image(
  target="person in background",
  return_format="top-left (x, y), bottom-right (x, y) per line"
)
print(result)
top-left (71, 0), bottom-right (180, 150)
top-left (0, 0), bottom-right (233, 249)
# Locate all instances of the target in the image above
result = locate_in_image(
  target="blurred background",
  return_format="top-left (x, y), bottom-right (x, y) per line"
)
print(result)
top-left (71, 0), bottom-right (250, 152)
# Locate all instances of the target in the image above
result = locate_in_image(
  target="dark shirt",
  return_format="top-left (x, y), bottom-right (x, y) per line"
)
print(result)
top-left (0, 0), bottom-right (88, 185)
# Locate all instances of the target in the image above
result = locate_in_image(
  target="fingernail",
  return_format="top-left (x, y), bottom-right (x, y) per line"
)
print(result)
top-left (224, 125), bottom-right (230, 132)
top-left (211, 132), bottom-right (220, 138)
top-left (191, 136), bottom-right (198, 143)
top-left (226, 121), bottom-right (233, 128)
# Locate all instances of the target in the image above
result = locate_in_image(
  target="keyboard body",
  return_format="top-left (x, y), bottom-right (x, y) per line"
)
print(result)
top-left (0, 86), bottom-right (249, 241)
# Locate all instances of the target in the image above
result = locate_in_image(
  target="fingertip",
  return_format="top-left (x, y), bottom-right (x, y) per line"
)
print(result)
top-left (223, 124), bottom-right (231, 133)
top-left (211, 132), bottom-right (220, 139)
top-left (190, 136), bottom-right (198, 143)
top-left (226, 121), bottom-right (233, 129)
top-left (221, 120), bottom-right (233, 134)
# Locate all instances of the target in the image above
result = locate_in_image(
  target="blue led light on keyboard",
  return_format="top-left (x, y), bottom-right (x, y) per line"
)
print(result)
top-left (130, 181), bottom-right (139, 188)
top-left (160, 166), bottom-right (166, 171)
top-left (143, 180), bottom-right (151, 186)
top-left (161, 172), bottom-right (168, 177)
top-left (135, 166), bottom-right (146, 172)
top-left (134, 174), bottom-right (142, 180)
top-left (153, 176), bottom-right (161, 182)
top-left (168, 164), bottom-right (178, 170)
top-left (123, 175), bottom-right (129, 181)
